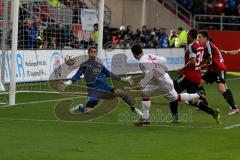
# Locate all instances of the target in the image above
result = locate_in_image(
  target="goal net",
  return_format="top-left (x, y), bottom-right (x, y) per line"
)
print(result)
top-left (0, 0), bottom-right (106, 104)
top-left (0, 0), bottom-right (185, 105)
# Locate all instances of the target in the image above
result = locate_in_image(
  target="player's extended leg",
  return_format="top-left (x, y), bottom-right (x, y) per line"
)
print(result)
top-left (167, 89), bottom-right (207, 122)
top-left (181, 79), bottom-right (221, 124)
top-left (114, 89), bottom-right (143, 117)
top-left (69, 97), bottom-right (98, 113)
top-left (133, 94), bottom-right (151, 126)
top-left (197, 79), bottom-right (209, 105)
top-left (218, 83), bottom-right (239, 115)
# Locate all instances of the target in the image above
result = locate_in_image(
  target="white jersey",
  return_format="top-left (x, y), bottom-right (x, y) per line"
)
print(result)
top-left (139, 54), bottom-right (175, 98)
top-left (139, 54), bottom-right (168, 87)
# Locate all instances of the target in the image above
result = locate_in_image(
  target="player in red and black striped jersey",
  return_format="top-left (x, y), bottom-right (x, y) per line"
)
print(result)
top-left (198, 31), bottom-right (239, 115)
top-left (169, 29), bottom-right (220, 124)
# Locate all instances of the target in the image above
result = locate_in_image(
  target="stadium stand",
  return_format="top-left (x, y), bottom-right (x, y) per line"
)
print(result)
top-left (1, 0), bottom-right (239, 50)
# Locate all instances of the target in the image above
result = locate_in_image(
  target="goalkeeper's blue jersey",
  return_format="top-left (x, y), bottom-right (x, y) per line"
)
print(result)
top-left (70, 60), bottom-right (121, 90)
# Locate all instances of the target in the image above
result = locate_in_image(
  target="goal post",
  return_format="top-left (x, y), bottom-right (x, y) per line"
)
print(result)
top-left (97, 0), bottom-right (104, 57)
top-left (9, 0), bottom-right (20, 105)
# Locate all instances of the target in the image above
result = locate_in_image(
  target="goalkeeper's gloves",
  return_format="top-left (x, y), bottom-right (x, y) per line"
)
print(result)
top-left (121, 76), bottom-right (134, 86)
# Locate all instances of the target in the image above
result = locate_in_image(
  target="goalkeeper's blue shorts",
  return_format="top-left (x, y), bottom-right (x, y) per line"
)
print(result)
top-left (86, 85), bottom-right (115, 108)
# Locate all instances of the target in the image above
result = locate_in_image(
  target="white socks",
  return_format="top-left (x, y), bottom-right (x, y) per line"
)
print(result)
top-left (179, 93), bottom-right (200, 102)
top-left (142, 100), bottom-right (151, 119)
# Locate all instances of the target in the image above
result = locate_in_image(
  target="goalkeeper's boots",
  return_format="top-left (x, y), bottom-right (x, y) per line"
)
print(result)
top-left (69, 104), bottom-right (84, 113)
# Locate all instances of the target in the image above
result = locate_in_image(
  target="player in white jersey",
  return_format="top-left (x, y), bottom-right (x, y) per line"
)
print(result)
top-left (131, 44), bottom-right (206, 125)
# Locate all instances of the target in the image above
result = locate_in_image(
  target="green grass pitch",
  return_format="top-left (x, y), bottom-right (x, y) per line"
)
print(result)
top-left (0, 72), bottom-right (240, 160)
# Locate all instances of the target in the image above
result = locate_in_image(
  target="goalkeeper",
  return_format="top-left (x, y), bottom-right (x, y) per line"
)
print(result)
top-left (58, 46), bottom-right (143, 117)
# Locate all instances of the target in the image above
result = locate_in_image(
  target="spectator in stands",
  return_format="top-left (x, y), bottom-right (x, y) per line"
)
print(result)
top-left (175, 27), bottom-right (187, 48)
top-left (214, 0), bottom-right (225, 15)
top-left (92, 23), bottom-right (99, 45)
top-left (26, 19), bottom-right (38, 49)
top-left (103, 26), bottom-right (113, 48)
top-left (133, 28), bottom-right (141, 44)
top-left (147, 31), bottom-right (158, 48)
top-left (112, 30), bottom-right (120, 47)
top-left (140, 25), bottom-right (150, 47)
top-left (157, 28), bottom-right (169, 48)
top-left (207, 0), bottom-right (215, 14)
top-left (119, 26), bottom-right (127, 48)
top-left (34, 19), bottom-right (44, 49)
top-left (49, 34), bottom-right (58, 49)
top-left (168, 29), bottom-right (177, 48)
top-left (34, 19), bottom-right (44, 36)
top-left (179, 0), bottom-right (193, 12)
top-left (60, 24), bottom-right (74, 48)
top-left (126, 25), bottom-right (134, 43)
top-left (226, 0), bottom-right (238, 15)
top-left (42, 24), bottom-right (60, 49)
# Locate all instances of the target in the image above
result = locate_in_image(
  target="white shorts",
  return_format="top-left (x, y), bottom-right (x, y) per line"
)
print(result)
top-left (143, 73), bottom-right (178, 102)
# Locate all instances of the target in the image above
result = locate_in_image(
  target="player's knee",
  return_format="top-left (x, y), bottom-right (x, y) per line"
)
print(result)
top-left (170, 96), bottom-right (179, 102)
top-left (217, 83), bottom-right (226, 93)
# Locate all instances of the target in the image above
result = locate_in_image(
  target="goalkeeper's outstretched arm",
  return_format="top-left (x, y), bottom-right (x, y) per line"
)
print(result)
top-left (102, 66), bottom-right (134, 85)
top-left (58, 65), bottom-right (85, 91)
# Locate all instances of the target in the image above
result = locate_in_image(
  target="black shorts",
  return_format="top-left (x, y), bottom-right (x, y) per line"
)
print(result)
top-left (202, 71), bottom-right (226, 84)
top-left (173, 74), bottom-right (199, 94)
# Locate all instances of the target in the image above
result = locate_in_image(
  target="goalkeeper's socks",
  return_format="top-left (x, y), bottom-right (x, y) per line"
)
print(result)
top-left (121, 95), bottom-right (134, 107)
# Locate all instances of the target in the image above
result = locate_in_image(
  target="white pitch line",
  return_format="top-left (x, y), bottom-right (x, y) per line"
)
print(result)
top-left (0, 97), bottom-right (81, 108)
top-left (224, 124), bottom-right (240, 130)
top-left (0, 117), bottom-right (222, 130)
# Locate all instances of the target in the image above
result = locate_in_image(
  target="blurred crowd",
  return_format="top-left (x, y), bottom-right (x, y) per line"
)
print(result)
top-left (13, 19), bottom-right (188, 50)
top-left (177, 0), bottom-right (240, 16)
top-left (94, 24), bottom-right (188, 49)
top-left (5, 0), bottom-right (240, 49)
top-left (17, 19), bottom-right (78, 49)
